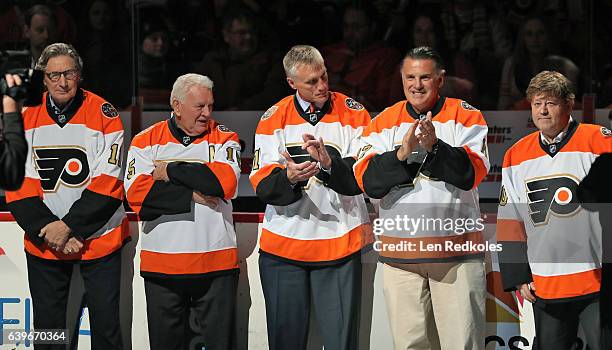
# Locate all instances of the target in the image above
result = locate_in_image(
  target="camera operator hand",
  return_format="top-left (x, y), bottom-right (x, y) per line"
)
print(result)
top-left (0, 73), bottom-right (27, 191)
top-left (3, 73), bottom-right (23, 113)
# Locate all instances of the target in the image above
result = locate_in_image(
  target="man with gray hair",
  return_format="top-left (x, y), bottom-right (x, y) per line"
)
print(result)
top-left (125, 73), bottom-right (241, 349)
top-left (6, 42), bottom-right (129, 349)
top-left (250, 45), bottom-right (372, 349)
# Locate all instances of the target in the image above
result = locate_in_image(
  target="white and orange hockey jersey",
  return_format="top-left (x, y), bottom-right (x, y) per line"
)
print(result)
top-left (497, 121), bottom-right (612, 301)
top-left (124, 115), bottom-right (241, 277)
top-left (6, 89), bottom-right (129, 261)
top-left (249, 92), bottom-right (373, 263)
top-left (353, 97), bottom-right (490, 263)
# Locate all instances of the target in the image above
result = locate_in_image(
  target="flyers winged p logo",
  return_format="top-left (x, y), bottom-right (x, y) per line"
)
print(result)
top-left (525, 175), bottom-right (580, 226)
top-left (34, 146), bottom-right (90, 192)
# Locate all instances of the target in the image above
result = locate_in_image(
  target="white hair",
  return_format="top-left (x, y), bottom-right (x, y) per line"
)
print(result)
top-left (282, 45), bottom-right (325, 78)
top-left (170, 73), bottom-right (214, 105)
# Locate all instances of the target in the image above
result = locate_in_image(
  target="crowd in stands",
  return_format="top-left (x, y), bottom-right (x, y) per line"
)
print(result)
top-left (1, 0), bottom-right (611, 111)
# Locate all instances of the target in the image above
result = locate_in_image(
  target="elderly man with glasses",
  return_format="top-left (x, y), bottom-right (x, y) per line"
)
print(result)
top-left (5, 42), bottom-right (129, 350)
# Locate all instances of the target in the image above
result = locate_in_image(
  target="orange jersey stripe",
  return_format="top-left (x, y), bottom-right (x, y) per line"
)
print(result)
top-left (361, 99), bottom-right (485, 137)
top-left (23, 91), bottom-right (124, 134)
top-left (22, 105), bottom-right (56, 130)
top-left (24, 218), bottom-right (129, 260)
top-left (140, 248), bottom-right (238, 275)
top-left (502, 133), bottom-right (545, 168)
top-left (496, 219), bottom-right (527, 242)
top-left (437, 100), bottom-right (486, 126)
top-left (249, 163), bottom-right (283, 191)
top-left (255, 93), bottom-right (371, 135)
top-left (131, 119), bottom-right (238, 149)
top-left (533, 269), bottom-right (601, 299)
top-left (207, 162), bottom-right (237, 199)
top-left (87, 173), bottom-right (124, 200)
top-left (260, 224), bottom-right (373, 262)
top-left (5, 177), bottom-right (43, 202)
top-left (361, 101), bottom-right (409, 137)
top-left (464, 146), bottom-right (488, 188)
top-left (560, 124), bottom-right (612, 155)
top-left (379, 231), bottom-right (484, 260)
top-left (125, 175), bottom-right (155, 216)
top-left (353, 152), bottom-right (376, 193)
top-left (504, 124), bottom-right (612, 168)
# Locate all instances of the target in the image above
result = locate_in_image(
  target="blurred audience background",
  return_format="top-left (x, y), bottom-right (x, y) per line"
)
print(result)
top-left (0, 0), bottom-right (610, 112)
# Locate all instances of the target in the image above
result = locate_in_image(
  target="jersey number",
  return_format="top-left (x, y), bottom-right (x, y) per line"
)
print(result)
top-left (126, 159), bottom-right (135, 180)
top-left (108, 143), bottom-right (120, 165)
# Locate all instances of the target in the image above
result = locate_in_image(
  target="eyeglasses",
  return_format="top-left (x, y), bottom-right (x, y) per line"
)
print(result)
top-left (45, 69), bottom-right (79, 82)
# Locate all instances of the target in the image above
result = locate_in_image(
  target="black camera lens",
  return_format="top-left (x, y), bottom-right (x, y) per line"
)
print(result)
top-left (0, 68), bottom-right (44, 106)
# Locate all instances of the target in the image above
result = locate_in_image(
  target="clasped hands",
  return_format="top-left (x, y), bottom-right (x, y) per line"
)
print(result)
top-left (152, 160), bottom-right (220, 208)
top-left (39, 220), bottom-right (83, 255)
top-left (283, 134), bottom-right (332, 185)
top-left (396, 112), bottom-right (438, 161)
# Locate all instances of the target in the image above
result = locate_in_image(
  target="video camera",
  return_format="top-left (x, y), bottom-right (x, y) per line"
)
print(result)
top-left (0, 50), bottom-right (44, 106)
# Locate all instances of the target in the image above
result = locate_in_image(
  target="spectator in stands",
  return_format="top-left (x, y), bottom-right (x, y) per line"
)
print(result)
top-left (439, 0), bottom-right (512, 109)
top-left (193, 8), bottom-right (287, 111)
top-left (45, 0), bottom-right (77, 45)
top-left (389, 12), bottom-right (478, 105)
top-left (23, 4), bottom-right (57, 66)
top-left (0, 2), bottom-right (24, 50)
top-left (598, 64), bottom-right (612, 109)
top-left (498, 17), bottom-right (579, 110)
top-left (320, 3), bottom-right (401, 111)
top-left (77, 0), bottom-right (130, 108)
top-left (138, 8), bottom-right (185, 105)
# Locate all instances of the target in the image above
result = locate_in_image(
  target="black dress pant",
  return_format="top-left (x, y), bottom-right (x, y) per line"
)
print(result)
top-left (533, 296), bottom-right (600, 350)
top-left (26, 249), bottom-right (123, 350)
top-left (144, 272), bottom-right (238, 350)
top-left (259, 253), bottom-right (362, 350)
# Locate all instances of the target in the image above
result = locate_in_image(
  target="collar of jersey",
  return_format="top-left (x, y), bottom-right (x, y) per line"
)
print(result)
top-left (293, 94), bottom-right (332, 126)
top-left (45, 88), bottom-right (84, 127)
top-left (168, 114), bottom-right (206, 146)
top-left (538, 118), bottom-right (579, 158)
top-left (405, 96), bottom-right (445, 120)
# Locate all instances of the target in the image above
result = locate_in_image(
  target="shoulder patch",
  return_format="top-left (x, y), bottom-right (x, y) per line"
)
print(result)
top-left (460, 101), bottom-right (478, 111)
top-left (601, 127), bottom-right (611, 137)
top-left (217, 124), bottom-right (233, 133)
top-left (345, 98), bottom-right (364, 111)
top-left (261, 106), bottom-right (278, 120)
top-left (101, 102), bottom-right (119, 118)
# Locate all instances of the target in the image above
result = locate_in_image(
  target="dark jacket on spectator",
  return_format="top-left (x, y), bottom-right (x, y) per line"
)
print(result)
top-left (194, 48), bottom-right (287, 111)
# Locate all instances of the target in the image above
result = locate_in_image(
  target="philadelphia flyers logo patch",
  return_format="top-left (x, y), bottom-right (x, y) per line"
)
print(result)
top-left (601, 127), bottom-right (611, 137)
top-left (261, 106), bottom-right (278, 120)
top-left (525, 175), bottom-right (580, 226)
top-left (101, 102), bottom-right (119, 118)
top-left (217, 124), bottom-right (232, 133)
top-left (345, 98), bottom-right (364, 111)
top-left (461, 101), bottom-right (478, 111)
top-left (34, 146), bottom-right (90, 192)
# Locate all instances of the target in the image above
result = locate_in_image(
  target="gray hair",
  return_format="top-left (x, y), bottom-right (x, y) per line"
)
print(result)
top-left (282, 45), bottom-right (325, 78)
top-left (170, 73), bottom-right (214, 105)
top-left (35, 43), bottom-right (83, 72)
